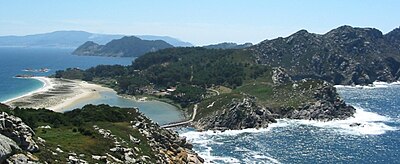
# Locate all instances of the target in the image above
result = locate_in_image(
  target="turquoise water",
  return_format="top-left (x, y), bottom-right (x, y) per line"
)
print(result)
top-left (0, 47), bottom-right (184, 123)
top-left (66, 91), bottom-right (184, 125)
top-left (0, 47), bottom-right (133, 102)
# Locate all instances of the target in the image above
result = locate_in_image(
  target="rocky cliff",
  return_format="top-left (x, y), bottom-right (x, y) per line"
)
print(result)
top-left (193, 81), bottom-right (355, 131)
top-left (0, 111), bottom-right (40, 163)
top-left (0, 104), bottom-right (203, 163)
top-left (251, 25), bottom-right (400, 85)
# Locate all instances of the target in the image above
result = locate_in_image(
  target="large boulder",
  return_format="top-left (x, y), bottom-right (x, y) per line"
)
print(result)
top-left (0, 112), bottom-right (39, 153)
top-left (272, 67), bottom-right (293, 85)
top-left (0, 134), bottom-right (20, 162)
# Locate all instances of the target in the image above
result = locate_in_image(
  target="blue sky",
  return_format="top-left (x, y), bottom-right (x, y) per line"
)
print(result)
top-left (0, 0), bottom-right (399, 45)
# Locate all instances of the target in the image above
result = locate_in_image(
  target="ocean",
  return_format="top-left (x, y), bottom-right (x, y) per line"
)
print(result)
top-left (2, 47), bottom-right (399, 163)
top-left (0, 47), bottom-right (183, 123)
top-left (179, 84), bottom-right (400, 163)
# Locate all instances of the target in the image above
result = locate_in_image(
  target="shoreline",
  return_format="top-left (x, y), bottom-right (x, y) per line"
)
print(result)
top-left (2, 76), bottom-right (54, 104)
top-left (334, 81), bottom-right (400, 89)
top-left (3, 77), bottom-right (185, 119)
top-left (4, 77), bottom-right (114, 113)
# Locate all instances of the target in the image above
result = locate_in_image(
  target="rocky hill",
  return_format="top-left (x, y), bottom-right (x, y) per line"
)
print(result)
top-left (203, 42), bottom-right (253, 49)
top-left (73, 36), bottom-right (174, 57)
top-left (251, 25), bottom-right (400, 85)
top-left (0, 104), bottom-right (203, 163)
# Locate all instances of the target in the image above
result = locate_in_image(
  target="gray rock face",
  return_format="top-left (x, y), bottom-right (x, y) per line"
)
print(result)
top-left (272, 67), bottom-right (293, 85)
top-left (0, 134), bottom-right (20, 162)
top-left (271, 83), bottom-right (355, 121)
top-left (0, 112), bottom-right (39, 153)
top-left (130, 117), bottom-right (204, 163)
top-left (6, 153), bottom-right (40, 164)
top-left (252, 25), bottom-right (400, 85)
top-left (193, 83), bottom-right (355, 131)
top-left (194, 96), bottom-right (277, 131)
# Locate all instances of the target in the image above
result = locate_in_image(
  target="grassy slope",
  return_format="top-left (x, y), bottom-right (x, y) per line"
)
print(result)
top-left (0, 105), bottom-right (157, 163)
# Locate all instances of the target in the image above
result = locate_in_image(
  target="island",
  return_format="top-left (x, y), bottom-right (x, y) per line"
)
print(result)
top-left (2, 25), bottom-right (400, 163)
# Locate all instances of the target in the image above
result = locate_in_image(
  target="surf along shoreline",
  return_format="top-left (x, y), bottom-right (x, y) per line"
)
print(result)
top-left (2, 76), bottom-right (53, 104)
top-left (3, 76), bottom-right (114, 112)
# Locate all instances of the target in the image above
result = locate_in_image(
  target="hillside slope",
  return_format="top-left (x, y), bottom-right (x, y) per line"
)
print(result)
top-left (73, 36), bottom-right (174, 57)
top-left (252, 25), bottom-right (400, 85)
top-left (0, 104), bottom-right (203, 163)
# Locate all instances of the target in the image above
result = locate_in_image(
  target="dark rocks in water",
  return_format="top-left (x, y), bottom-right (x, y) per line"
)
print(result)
top-left (349, 123), bottom-right (362, 127)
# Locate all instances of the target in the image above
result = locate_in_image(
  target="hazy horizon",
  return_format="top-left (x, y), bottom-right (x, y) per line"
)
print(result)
top-left (1, 0), bottom-right (399, 45)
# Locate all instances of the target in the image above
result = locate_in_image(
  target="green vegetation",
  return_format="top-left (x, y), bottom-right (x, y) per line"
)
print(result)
top-left (54, 45), bottom-right (331, 122)
top-left (73, 36), bottom-right (174, 57)
top-left (0, 104), bottom-right (157, 163)
top-left (57, 47), bottom-right (269, 108)
top-left (194, 93), bottom-right (245, 120)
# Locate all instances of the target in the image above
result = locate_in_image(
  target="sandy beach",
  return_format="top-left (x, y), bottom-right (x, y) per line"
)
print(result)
top-left (5, 77), bottom-right (114, 112)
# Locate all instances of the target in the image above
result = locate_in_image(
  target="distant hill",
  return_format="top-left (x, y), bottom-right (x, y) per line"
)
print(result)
top-left (137, 35), bottom-right (193, 47)
top-left (251, 25), bottom-right (400, 85)
top-left (0, 31), bottom-right (192, 48)
top-left (203, 42), bottom-right (253, 49)
top-left (73, 36), bottom-right (174, 57)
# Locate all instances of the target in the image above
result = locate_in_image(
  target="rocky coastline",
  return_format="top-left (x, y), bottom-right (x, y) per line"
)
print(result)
top-left (192, 83), bottom-right (356, 131)
top-left (0, 104), bottom-right (203, 163)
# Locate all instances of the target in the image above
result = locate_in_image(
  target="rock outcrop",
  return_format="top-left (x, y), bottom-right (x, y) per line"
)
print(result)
top-left (272, 67), bottom-right (293, 85)
top-left (252, 25), bottom-right (400, 85)
top-left (193, 96), bottom-right (276, 131)
top-left (0, 111), bottom-right (40, 163)
top-left (127, 114), bottom-right (203, 163)
top-left (274, 83), bottom-right (356, 120)
top-left (0, 112), bottom-right (39, 153)
top-left (193, 83), bottom-right (355, 131)
top-left (0, 104), bottom-right (203, 163)
top-left (0, 134), bottom-right (20, 162)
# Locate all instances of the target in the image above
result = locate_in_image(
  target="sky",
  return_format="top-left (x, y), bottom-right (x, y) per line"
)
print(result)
top-left (0, 0), bottom-right (399, 46)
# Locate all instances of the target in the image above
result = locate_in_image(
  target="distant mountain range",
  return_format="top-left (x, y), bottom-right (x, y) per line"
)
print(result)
top-left (0, 31), bottom-right (192, 48)
top-left (73, 36), bottom-right (174, 57)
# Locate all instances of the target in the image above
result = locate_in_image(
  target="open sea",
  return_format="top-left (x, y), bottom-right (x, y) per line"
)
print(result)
top-left (178, 84), bottom-right (400, 163)
top-left (1, 47), bottom-right (399, 163)
top-left (0, 47), bottom-right (183, 124)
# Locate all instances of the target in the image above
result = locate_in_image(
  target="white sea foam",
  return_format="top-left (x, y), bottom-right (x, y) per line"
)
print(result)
top-left (180, 106), bottom-right (397, 163)
top-left (277, 106), bottom-right (397, 135)
top-left (2, 76), bottom-right (54, 103)
top-left (334, 81), bottom-right (400, 89)
top-left (181, 131), bottom-right (240, 163)
top-left (180, 124), bottom-right (289, 163)
top-left (251, 154), bottom-right (281, 164)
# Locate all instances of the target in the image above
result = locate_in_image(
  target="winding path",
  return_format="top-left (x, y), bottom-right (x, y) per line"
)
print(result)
top-left (161, 104), bottom-right (198, 128)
